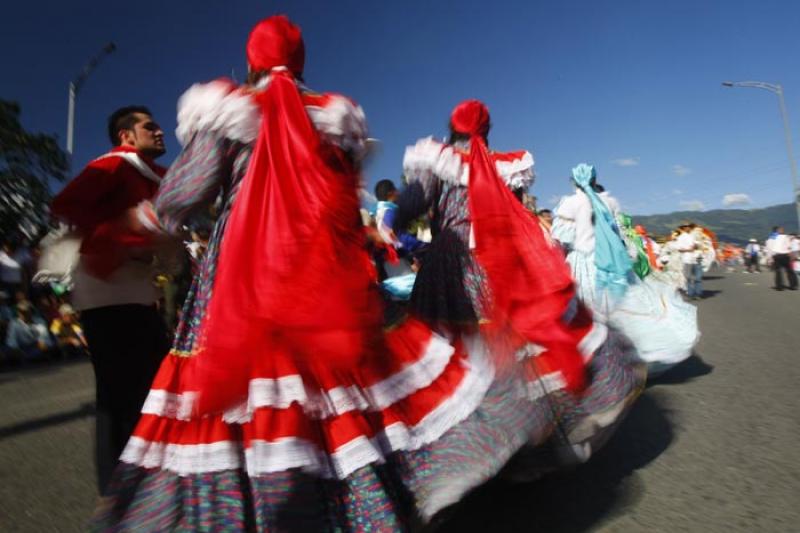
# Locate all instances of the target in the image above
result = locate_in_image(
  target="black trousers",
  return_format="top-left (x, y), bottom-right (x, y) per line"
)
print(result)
top-left (773, 253), bottom-right (798, 290)
top-left (81, 304), bottom-right (169, 495)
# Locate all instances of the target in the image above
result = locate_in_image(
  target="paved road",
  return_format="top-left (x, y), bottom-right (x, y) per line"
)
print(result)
top-left (0, 271), bottom-right (798, 531)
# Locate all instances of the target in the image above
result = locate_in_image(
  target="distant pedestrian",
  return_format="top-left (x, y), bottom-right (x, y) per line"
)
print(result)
top-left (744, 238), bottom-right (761, 273)
top-left (766, 226), bottom-right (798, 291)
top-left (676, 224), bottom-right (703, 299)
top-left (538, 208), bottom-right (554, 231)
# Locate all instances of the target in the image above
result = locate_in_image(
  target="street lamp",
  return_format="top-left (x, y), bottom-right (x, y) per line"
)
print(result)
top-left (66, 42), bottom-right (116, 155)
top-left (722, 80), bottom-right (800, 231)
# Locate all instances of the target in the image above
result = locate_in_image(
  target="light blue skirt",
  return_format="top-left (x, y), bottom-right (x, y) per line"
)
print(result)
top-left (566, 250), bottom-right (699, 374)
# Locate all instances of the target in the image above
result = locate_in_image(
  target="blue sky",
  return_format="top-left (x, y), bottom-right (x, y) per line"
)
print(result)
top-left (3, 0), bottom-right (800, 215)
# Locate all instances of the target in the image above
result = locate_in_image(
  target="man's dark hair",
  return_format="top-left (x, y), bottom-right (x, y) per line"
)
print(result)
top-left (773, 226), bottom-right (780, 233)
top-left (374, 179), bottom-right (397, 201)
top-left (107, 105), bottom-right (152, 146)
top-left (538, 209), bottom-right (552, 216)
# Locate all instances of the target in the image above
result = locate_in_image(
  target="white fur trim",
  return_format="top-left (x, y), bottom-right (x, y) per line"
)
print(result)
top-left (496, 151), bottom-right (535, 190)
top-left (403, 137), bottom-right (535, 189)
top-left (175, 80), bottom-right (260, 146)
top-left (403, 137), bottom-right (468, 186)
top-left (305, 96), bottom-right (369, 161)
top-left (175, 80), bottom-right (368, 160)
top-left (94, 152), bottom-right (161, 184)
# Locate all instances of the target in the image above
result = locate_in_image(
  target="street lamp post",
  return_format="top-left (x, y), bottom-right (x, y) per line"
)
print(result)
top-left (722, 80), bottom-right (800, 232)
top-left (66, 42), bottom-right (116, 155)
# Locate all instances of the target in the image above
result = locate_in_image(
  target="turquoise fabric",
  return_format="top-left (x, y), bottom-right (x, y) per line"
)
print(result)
top-left (571, 164), bottom-right (632, 300)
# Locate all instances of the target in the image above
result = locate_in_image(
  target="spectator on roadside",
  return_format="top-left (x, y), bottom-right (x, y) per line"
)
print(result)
top-left (5, 300), bottom-right (54, 361)
top-left (50, 303), bottom-right (88, 357)
top-left (765, 226), bottom-right (798, 291)
top-left (744, 238), bottom-right (761, 273)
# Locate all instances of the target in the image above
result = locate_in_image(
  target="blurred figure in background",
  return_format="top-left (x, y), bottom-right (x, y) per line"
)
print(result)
top-left (5, 300), bottom-right (53, 361)
top-left (744, 238), bottom-right (761, 273)
top-left (676, 224), bottom-right (703, 299)
top-left (766, 226), bottom-right (798, 290)
top-left (0, 242), bottom-right (24, 296)
top-left (49, 303), bottom-right (88, 357)
top-left (537, 208), bottom-right (553, 231)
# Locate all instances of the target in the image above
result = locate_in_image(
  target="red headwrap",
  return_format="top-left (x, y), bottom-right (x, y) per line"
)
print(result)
top-left (450, 100), bottom-right (491, 138)
top-left (246, 15), bottom-right (305, 77)
top-left (455, 99), bottom-right (588, 392)
top-left (188, 16), bottom-right (380, 414)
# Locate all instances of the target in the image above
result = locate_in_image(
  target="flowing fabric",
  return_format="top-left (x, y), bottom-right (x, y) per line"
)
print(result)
top-left (187, 71), bottom-right (382, 414)
top-left (455, 101), bottom-right (587, 392)
top-left (635, 224), bottom-right (660, 272)
top-left (571, 164), bottom-right (632, 301)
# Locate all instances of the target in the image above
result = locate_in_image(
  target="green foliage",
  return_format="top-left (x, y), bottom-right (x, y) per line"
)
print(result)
top-left (0, 100), bottom-right (68, 243)
top-left (632, 203), bottom-right (798, 244)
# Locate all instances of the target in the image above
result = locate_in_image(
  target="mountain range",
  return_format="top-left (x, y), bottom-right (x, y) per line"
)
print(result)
top-left (630, 203), bottom-right (798, 244)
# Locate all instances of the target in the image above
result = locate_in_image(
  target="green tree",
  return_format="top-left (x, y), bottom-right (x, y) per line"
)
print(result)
top-left (0, 100), bottom-right (68, 243)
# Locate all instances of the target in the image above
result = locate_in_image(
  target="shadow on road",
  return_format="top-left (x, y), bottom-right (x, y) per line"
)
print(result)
top-left (702, 275), bottom-right (725, 281)
top-left (700, 289), bottom-right (722, 299)
top-left (0, 401), bottom-right (95, 440)
top-left (0, 357), bottom-right (89, 384)
top-left (438, 392), bottom-right (675, 532)
top-left (647, 353), bottom-right (713, 387)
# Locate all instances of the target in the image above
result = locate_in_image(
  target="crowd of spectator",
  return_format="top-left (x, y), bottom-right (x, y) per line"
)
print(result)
top-left (0, 239), bottom-right (88, 366)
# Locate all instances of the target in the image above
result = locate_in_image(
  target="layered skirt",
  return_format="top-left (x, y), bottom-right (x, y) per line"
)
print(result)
top-left (91, 313), bottom-right (644, 531)
top-left (565, 248), bottom-right (699, 375)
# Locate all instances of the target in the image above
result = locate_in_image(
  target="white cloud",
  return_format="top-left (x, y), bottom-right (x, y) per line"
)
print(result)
top-left (672, 189), bottom-right (683, 195)
top-left (611, 157), bottom-right (639, 167)
top-left (672, 164), bottom-right (691, 176)
top-left (722, 193), bottom-right (752, 207)
top-left (680, 200), bottom-right (705, 211)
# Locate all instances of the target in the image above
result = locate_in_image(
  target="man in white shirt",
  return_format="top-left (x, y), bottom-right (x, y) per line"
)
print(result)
top-left (676, 225), bottom-right (703, 299)
top-left (50, 106), bottom-right (171, 494)
top-left (766, 226), bottom-right (797, 290)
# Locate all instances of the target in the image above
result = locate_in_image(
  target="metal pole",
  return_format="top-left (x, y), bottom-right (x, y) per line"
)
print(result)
top-left (66, 82), bottom-right (76, 155)
top-left (722, 80), bottom-right (800, 231)
top-left (65, 43), bottom-right (116, 157)
top-left (775, 86), bottom-right (800, 232)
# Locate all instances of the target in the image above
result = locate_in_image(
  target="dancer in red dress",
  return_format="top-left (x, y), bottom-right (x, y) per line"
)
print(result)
top-left (93, 20), bottom-right (642, 531)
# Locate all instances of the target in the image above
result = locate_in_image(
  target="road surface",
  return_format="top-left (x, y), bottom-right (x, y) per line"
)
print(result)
top-left (0, 271), bottom-right (798, 531)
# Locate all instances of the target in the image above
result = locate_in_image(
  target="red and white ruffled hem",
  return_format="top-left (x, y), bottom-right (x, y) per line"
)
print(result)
top-left (121, 324), bottom-right (496, 479)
